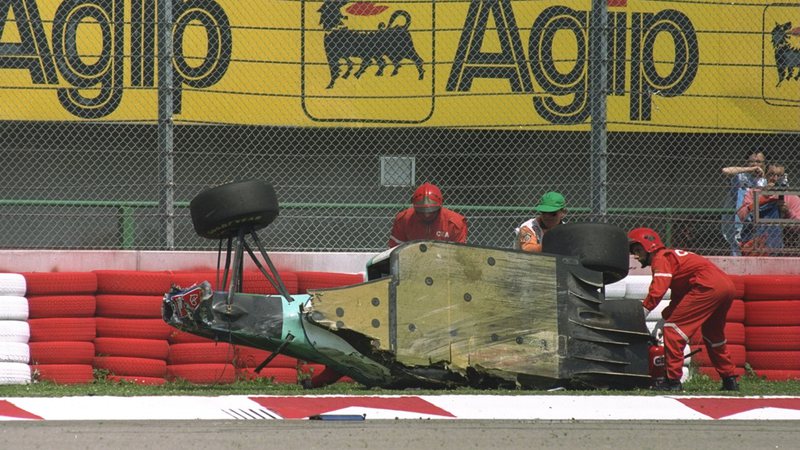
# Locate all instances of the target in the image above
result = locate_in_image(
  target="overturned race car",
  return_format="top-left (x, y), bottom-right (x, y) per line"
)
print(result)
top-left (163, 180), bottom-right (651, 390)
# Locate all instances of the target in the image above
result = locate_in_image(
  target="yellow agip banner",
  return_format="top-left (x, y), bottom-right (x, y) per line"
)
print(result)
top-left (1, 0), bottom-right (798, 130)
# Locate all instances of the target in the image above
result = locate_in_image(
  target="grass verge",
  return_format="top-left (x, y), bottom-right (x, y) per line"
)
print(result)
top-left (0, 368), bottom-right (798, 397)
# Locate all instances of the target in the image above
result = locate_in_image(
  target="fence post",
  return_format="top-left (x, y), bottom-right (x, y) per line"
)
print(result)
top-left (158, 0), bottom-right (175, 249)
top-left (589, 0), bottom-right (609, 221)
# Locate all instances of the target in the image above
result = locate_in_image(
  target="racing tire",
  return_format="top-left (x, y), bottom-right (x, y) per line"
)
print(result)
top-left (541, 222), bottom-right (630, 284)
top-left (189, 179), bottom-right (279, 239)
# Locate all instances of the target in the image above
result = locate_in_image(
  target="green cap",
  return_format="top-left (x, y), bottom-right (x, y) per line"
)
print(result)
top-left (535, 191), bottom-right (566, 213)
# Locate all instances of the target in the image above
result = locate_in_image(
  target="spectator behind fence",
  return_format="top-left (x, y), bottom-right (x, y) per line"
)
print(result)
top-left (721, 150), bottom-right (766, 256)
top-left (736, 163), bottom-right (797, 256)
top-left (388, 182), bottom-right (467, 248)
top-left (513, 191), bottom-right (567, 253)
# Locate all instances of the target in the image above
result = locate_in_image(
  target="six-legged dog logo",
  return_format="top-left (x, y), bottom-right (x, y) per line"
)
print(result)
top-left (769, 21), bottom-right (800, 86)
top-left (318, 0), bottom-right (425, 88)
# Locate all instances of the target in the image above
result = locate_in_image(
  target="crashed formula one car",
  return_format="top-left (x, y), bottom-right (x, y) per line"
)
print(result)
top-left (163, 180), bottom-right (652, 389)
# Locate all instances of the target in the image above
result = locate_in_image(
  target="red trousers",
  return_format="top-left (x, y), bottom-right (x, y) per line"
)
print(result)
top-left (662, 282), bottom-right (737, 381)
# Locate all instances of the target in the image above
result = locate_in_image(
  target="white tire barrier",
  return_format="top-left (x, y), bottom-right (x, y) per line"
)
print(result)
top-left (604, 280), bottom-right (627, 299)
top-left (0, 296), bottom-right (29, 320)
top-left (0, 362), bottom-right (32, 385)
top-left (0, 320), bottom-right (31, 343)
top-left (0, 274), bottom-right (26, 297)
top-left (0, 342), bottom-right (30, 363)
top-left (624, 275), bottom-right (670, 300)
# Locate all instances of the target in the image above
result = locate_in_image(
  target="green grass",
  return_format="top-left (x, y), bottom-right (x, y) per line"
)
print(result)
top-left (1, 367), bottom-right (798, 397)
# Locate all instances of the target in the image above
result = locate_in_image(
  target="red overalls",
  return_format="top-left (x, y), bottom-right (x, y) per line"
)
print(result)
top-left (388, 207), bottom-right (467, 248)
top-left (642, 248), bottom-right (737, 381)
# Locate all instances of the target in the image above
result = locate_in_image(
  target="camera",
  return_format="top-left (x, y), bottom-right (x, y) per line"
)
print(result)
top-left (775, 175), bottom-right (789, 200)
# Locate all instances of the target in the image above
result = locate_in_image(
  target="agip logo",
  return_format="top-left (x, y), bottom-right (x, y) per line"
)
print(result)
top-left (301, 0), bottom-right (435, 123)
top-left (764, 4), bottom-right (800, 106)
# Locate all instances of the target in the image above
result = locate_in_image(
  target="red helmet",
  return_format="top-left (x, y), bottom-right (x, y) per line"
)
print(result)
top-left (412, 182), bottom-right (443, 214)
top-left (628, 227), bottom-right (665, 253)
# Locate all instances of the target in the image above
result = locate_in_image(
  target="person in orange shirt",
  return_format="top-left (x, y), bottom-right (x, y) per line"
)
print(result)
top-left (514, 191), bottom-right (567, 253)
top-left (388, 182), bottom-right (467, 248)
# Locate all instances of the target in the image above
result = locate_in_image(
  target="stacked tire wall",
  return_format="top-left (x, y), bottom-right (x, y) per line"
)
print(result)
top-left (608, 273), bottom-right (800, 382)
top-left (2, 269), bottom-right (363, 385)
top-left (0, 274), bottom-right (31, 384)
top-left (9, 269), bottom-right (797, 385)
top-left (25, 272), bottom-right (97, 384)
top-left (742, 275), bottom-right (800, 381)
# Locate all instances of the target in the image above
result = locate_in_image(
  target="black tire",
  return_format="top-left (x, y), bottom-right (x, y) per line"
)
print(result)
top-left (190, 180), bottom-right (279, 239)
top-left (541, 222), bottom-right (629, 284)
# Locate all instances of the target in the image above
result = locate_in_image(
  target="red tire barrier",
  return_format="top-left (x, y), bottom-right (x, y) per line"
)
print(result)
top-left (241, 271), bottom-right (298, 295)
top-left (750, 369), bottom-right (800, 381)
top-left (167, 329), bottom-right (215, 344)
top-left (689, 322), bottom-right (745, 346)
top-left (94, 270), bottom-right (172, 296)
top-left (94, 337), bottom-right (169, 360)
top-left (28, 318), bottom-right (96, 342)
top-left (167, 363), bottom-right (236, 384)
top-left (95, 295), bottom-right (163, 319)
top-left (726, 299), bottom-right (745, 323)
top-left (22, 272), bottom-right (97, 295)
top-left (745, 301), bottom-right (800, 326)
top-left (107, 375), bottom-right (167, 385)
top-left (745, 326), bottom-right (800, 351)
top-left (746, 351), bottom-right (800, 370)
top-left (691, 344), bottom-right (746, 367)
top-left (233, 346), bottom-right (297, 368)
top-left (29, 341), bottom-right (95, 365)
top-left (168, 342), bottom-right (235, 365)
top-left (295, 271), bottom-right (364, 294)
top-left (32, 364), bottom-right (94, 384)
top-left (235, 367), bottom-right (298, 384)
top-left (26, 295), bottom-right (96, 318)
top-left (170, 271), bottom-right (222, 291)
top-left (94, 356), bottom-right (167, 378)
top-left (95, 317), bottom-right (173, 340)
top-left (696, 366), bottom-right (746, 380)
top-left (743, 275), bottom-right (800, 300)
top-left (727, 274), bottom-right (746, 300)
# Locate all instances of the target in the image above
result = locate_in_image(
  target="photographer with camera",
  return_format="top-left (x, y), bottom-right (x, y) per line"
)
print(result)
top-left (737, 163), bottom-right (800, 255)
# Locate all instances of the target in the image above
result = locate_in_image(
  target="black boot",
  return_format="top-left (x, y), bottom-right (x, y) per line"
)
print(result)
top-left (652, 378), bottom-right (683, 391)
top-left (721, 375), bottom-right (739, 391)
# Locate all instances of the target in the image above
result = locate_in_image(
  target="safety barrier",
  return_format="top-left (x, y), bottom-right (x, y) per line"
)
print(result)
top-left (1, 271), bottom-right (799, 385)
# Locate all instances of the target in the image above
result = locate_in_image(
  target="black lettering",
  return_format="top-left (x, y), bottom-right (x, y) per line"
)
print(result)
top-left (131, 0), bottom-right (156, 87)
top-left (529, 6), bottom-right (589, 124)
top-left (446, 0), bottom-right (532, 92)
top-left (0, 0), bottom-right (58, 84)
top-left (609, 11), bottom-right (627, 96)
top-left (630, 10), bottom-right (698, 121)
top-left (53, 0), bottom-right (123, 118)
top-left (172, 0), bottom-right (232, 113)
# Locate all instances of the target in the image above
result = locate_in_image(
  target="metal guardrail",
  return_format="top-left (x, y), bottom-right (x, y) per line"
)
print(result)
top-left (0, 199), bottom-right (735, 249)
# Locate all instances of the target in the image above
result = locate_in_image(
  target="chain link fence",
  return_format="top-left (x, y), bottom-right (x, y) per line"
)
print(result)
top-left (1, 0), bottom-right (798, 254)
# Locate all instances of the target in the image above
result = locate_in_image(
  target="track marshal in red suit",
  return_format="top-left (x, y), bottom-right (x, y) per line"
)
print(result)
top-left (388, 182), bottom-right (467, 248)
top-left (628, 227), bottom-right (739, 391)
